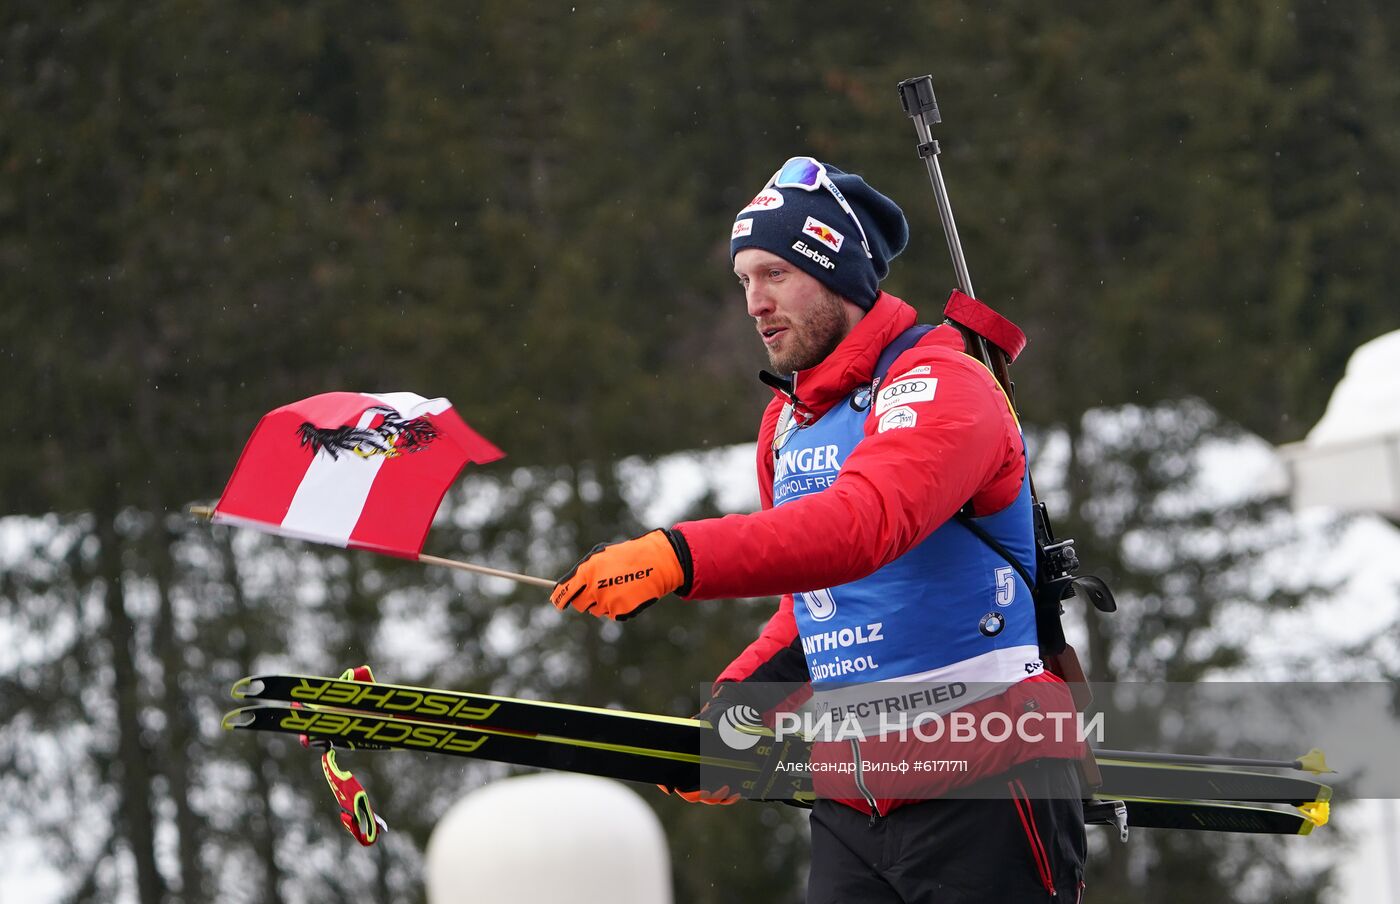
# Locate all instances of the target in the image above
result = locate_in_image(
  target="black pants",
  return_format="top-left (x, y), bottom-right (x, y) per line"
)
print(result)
top-left (807, 759), bottom-right (1087, 904)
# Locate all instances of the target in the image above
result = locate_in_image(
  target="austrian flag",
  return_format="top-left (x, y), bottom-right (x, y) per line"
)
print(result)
top-left (212, 392), bottom-right (503, 558)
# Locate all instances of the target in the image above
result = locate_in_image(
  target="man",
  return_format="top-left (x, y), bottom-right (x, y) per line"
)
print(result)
top-left (551, 157), bottom-right (1087, 902)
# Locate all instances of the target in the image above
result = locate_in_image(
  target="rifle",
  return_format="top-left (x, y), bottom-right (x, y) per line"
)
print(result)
top-left (896, 76), bottom-right (1118, 710)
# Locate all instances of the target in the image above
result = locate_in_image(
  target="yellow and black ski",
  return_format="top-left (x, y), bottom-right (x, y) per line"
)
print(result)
top-left (222, 699), bottom-right (807, 800)
top-left (226, 672), bottom-right (1333, 833)
top-left (1091, 798), bottom-right (1321, 835)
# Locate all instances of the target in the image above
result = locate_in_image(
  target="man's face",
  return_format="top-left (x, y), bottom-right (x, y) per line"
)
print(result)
top-left (734, 248), bottom-right (861, 374)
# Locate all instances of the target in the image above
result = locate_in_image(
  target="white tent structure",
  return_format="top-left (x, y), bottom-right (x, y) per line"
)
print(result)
top-left (1280, 330), bottom-right (1400, 520)
top-left (425, 774), bottom-right (672, 904)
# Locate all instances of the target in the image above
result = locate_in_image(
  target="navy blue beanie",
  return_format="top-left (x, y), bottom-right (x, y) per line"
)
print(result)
top-left (730, 159), bottom-right (908, 309)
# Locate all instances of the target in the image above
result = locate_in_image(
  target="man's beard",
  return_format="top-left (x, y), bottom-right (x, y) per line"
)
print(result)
top-left (766, 288), bottom-right (850, 374)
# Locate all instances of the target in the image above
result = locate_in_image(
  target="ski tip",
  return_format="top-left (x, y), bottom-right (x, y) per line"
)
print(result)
top-left (231, 677), bottom-right (265, 700)
top-left (1299, 800), bottom-right (1330, 828)
top-left (1297, 748), bottom-right (1335, 775)
top-left (221, 708), bottom-right (258, 730)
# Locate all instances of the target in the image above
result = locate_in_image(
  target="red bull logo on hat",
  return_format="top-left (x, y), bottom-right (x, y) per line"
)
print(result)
top-left (802, 216), bottom-right (844, 253)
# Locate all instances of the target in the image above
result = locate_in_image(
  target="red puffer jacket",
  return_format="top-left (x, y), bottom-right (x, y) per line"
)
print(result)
top-left (672, 292), bottom-right (1082, 814)
top-left (675, 292), bottom-right (1026, 661)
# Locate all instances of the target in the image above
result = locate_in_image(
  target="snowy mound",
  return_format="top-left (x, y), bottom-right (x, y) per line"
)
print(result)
top-left (1306, 329), bottom-right (1400, 445)
top-left (1282, 328), bottom-right (1400, 519)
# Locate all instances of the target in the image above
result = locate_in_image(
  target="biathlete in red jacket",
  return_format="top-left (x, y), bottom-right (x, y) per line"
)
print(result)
top-left (551, 157), bottom-right (1088, 903)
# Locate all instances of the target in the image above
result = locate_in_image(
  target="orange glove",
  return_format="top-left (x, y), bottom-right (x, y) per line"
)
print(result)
top-left (550, 529), bottom-right (692, 620)
top-left (657, 783), bottom-right (740, 805)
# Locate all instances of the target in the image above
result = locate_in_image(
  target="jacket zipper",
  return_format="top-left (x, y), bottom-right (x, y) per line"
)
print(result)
top-left (849, 739), bottom-right (881, 822)
top-left (761, 370), bottom-right (821, 456)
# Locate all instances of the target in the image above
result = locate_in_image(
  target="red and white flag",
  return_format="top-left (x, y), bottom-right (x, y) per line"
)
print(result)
top-left (212, 391), bottom-right (503, 558)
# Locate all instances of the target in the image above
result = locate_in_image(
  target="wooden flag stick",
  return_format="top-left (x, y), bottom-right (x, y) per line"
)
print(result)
top-left (187, 505), bottom-right (555, 589)
top-left (416, 554), bottom-right (555, 588)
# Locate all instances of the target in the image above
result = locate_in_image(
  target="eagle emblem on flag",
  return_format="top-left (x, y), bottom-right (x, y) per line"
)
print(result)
top-left (297, 407), bottom-right (440, 460)
top-left (210, 391), bottom-right (503, 558)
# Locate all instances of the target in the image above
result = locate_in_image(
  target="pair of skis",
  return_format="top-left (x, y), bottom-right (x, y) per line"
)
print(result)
top-left (223, 672), bottom-right (1332, 841)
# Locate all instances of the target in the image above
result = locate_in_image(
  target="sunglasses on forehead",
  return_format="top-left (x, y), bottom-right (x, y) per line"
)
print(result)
top-left (766, 156), bottom-right (874, 259)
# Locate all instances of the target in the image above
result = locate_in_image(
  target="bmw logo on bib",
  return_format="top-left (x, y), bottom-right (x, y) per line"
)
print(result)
top-left (850, 385), bottom-right (873, 411)
top-left (979, 611), bottom-right (1005, 637)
